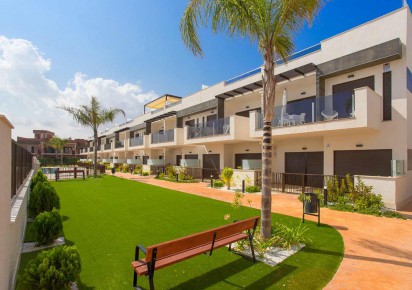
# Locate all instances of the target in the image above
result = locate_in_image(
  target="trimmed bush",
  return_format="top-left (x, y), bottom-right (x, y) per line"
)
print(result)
top-left (142, 171), bottom-right (150, 176)
top-left (31, 170), bottom-right (47, 191)
top-left (33, 208), bottom-right (63, 246)
top-left (245, 185), bottom-right (260, 193)
top-left (212, 179), bottom-right (224, 188)
top-left (220, 167), bottom-right (234, 189)
top-left (22, 245), bottom-right (81, 290)
top-left (29, 181), bottom-right (60, 217)
top-left (122, 164), bottom-right (130, 173)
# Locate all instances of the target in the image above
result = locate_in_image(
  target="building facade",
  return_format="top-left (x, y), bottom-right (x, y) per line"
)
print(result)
top-left (82, 7), bottom-right (412, 209)
top-left (17, 130), bottom-right (88, 160)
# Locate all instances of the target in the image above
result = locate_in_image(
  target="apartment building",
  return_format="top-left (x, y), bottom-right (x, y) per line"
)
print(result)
top-left (17, 130), bottom-right (88, 159)
top-left (83, 7), bottom-right (412, 209)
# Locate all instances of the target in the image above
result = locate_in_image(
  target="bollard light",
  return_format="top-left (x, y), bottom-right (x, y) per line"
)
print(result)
top-left (210, 175), bottom-right (213, 188)
top-left (242, 179), bottom-right (245, 193)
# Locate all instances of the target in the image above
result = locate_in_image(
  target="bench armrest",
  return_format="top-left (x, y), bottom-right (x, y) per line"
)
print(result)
top-left (137, 245), bottom-right (147, 254)
top-left (134, 244), bottom-right (147, 261)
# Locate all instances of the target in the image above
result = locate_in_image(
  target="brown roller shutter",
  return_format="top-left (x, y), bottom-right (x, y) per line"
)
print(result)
top-left (334, 149), bottom-right (392, 176)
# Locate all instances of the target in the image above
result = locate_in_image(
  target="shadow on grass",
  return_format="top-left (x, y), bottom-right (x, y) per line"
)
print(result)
top-left (167, 258), bottom-right (297, 290)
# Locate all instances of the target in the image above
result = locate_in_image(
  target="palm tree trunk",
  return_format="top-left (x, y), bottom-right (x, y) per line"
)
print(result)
top-left (261, 51), bottom-right (276, 240)
top-left (93, 130), bottom-right (98, 178)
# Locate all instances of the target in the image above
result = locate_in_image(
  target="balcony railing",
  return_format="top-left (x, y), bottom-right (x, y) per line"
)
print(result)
top-left (11, 141), bottom-right (32, 199)
top-left (256, 93), bottom-right (355, 130)
top-left (115, 141), bottom-right (124, 149)
top-left (130, 136), bottom-right (144, 147)
top-left (151, 129), bottom-right (174, 144)
top-left (104, 143), bottom-right (111, 150)
top-left (187, 117), bottom-right (231, 139)
top-left (89, 147), bottom-right (95, 152)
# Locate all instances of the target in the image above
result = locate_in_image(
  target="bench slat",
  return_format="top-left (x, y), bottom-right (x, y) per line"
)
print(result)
top-left (132, 233), bottom-right (248, 276)
top-left (146, 216), bottom-right (259, 261)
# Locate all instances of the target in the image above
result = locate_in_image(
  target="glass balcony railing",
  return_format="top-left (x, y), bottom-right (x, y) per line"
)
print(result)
top-left (104, 143), bottom-right (111, 150)
top-left (187, 117), bottom-right (231, 139)
top-left (151, 129), bottom-right (174, 144)
top-left (129, 136), bottom-right (144, 147)
top-left (115, 141), bottom-right (124, 149)
top-left (256, 93), bottom-right (355, 130)
top-left (89, 147), bottom-right (95, 152)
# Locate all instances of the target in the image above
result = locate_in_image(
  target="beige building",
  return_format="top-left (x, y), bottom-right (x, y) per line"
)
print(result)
top-left (83, 7), bottom-right (412, 209)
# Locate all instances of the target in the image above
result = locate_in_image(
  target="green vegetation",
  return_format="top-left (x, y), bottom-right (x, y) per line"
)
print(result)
top-left (28, 180), bottom-right (60, 218)
top-left (17, 176), bottom-right (343, 289)
top-left (221, 167), bottom-right (234, 189)
top-left (156, 166), bottom-right (197, 182)
top-left (212, 179), bottom-right (225, 188)
top-left (21, 245), bottom-right (81, 290)
top-left (30, 170), bottom-right (47, 191)
top-left (32, 209), bottom-right (63, 246)
top-left (246, 185), bottom-right (261, 193)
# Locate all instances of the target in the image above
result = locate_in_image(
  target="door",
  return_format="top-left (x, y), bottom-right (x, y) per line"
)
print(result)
top-left (176, 155), bottom-right (182, 166)
top-left (285, 152), bottom-right (324, 186)
top-left (203, 154), bottom-right (220, 179)
top-left (334, 149), bottom-right (392, 176)
top-left (332, 76), bottom-right (375, 118)
top-left (143, 156), bottom-right (149, 165)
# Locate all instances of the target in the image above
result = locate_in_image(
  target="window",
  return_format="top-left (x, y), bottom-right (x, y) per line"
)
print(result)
top-left (31, 146), bottom-right (34, 153)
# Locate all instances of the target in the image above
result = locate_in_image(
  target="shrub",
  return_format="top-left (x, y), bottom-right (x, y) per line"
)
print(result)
top-left (122, 164), bottom-right (130, 173)
top-left (29, 181), bottom-right (60, 217)
top-left (158, 173), bottom-right (165, 179)
top-left (220, 167), bottom-right (234, 189)
top-left (245, 185), bottom-right (260, 193)
top-left (272, 223), bottom-right (311, 250)
top-left (231, 191), bottom-right (244, 209)
top-left (142, 171), bottom-right (150, 176)
top-left (31, 170), bottom-right (47, 191)
top-left (133, 165), bottom-right (143, 175)
top-left (22, 245), bottom-right (81, 290)
top-left (165, 165), bottom-right (176, 179)
top-left (354, 193), bottom-right (384, 214)
top-left (212, 179), bottom-right (224, 188)
top-left (32, 209), bottom-right (63, 246)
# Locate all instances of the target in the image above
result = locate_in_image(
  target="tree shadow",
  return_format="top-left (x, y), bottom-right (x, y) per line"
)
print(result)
top-left (165, 258), bottom-right (297, 290)
top-left (354, 238), bottom-right (412, 260)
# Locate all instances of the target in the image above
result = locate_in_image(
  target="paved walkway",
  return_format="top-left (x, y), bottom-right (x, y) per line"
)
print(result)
top-left (112, 172), bottom-right (412, 290)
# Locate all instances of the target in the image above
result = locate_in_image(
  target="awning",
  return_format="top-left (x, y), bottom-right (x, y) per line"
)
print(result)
top-left (216, 63), bottom-right (317, 99)
top-left (144, 94), bottom-right (181, 112)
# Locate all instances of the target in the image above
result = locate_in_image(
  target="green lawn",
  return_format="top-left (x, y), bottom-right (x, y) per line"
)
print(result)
top-left (17, 176), bottom-right (343, 290)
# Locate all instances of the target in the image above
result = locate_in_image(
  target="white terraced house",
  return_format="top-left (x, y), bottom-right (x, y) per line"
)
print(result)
top-left (82, 7), bottom-right (412, 210)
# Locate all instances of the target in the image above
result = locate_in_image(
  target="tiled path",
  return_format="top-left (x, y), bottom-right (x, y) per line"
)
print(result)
top-left (112, 172), bottom-right (412, 290)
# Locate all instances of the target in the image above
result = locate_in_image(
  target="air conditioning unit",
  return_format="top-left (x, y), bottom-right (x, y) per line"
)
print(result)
top-left (391, 160), bottom-right (405, 177)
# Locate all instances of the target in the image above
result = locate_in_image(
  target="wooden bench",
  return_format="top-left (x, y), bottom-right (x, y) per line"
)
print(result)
top-left (54, 168), bottom-right (85, 181)
top-left (131, 216), bottom-right (259, 290)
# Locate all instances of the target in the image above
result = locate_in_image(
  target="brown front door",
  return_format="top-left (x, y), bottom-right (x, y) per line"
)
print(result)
top-left (285, 152), bottom-right (324, 187)
top-left (176, 155), bottom-right (182, 166)
top-left (203, 154), bottom-right (220, 179)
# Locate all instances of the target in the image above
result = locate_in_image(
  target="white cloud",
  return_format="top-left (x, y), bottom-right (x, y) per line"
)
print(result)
top-left (0, 36), bottom-right (157, 139)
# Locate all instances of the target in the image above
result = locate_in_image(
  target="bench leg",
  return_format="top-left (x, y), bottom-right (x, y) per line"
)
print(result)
top-left (149, 275), bottom-right (155, 290)
top-left (133, 271), bottom-right (138, 288)
top-left (228, 243), bottom-right (232, 251)
top-left (248, 233), bottom-right (256, 263)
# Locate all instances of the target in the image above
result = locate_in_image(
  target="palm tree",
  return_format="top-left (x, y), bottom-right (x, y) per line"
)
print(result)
top-left (181, 0), bottom-right (324, 239)
top-left (47, 136), bottom-right (68, 165)
top-left (60, 96), bottom-right (126, 177)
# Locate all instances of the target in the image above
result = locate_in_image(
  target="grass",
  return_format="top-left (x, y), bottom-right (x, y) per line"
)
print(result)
top-left (17, 176), bottom-right (343, 290)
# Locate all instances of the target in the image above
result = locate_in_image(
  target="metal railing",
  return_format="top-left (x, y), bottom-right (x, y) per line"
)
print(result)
top-left (255, 93), bottom-right (356, 130)
top-left (254, 172), bottom-right (348, 194)
top-left (104, 143), bottom-right (111, 150)
top-left (187, 117), bottom-right (231, 139)
top-left (225, 68), bottom-right (262, 85)
top-left (11, 141), bottom-right (32, 199)
top-left (129, 136), bottom-right (144, 147)
top-left (115, 140), bottom-right (124, 149)
top-left (151, 129), bottom-right (174, 144)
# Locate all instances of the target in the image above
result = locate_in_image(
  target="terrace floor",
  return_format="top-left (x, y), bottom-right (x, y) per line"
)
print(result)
top-left (113, 172), bottom-right (412, 290)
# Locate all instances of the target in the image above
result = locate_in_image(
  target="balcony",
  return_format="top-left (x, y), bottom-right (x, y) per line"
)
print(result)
top-left (149, 128), bottom-right (184, 148)
top-left (184, 115), bottom-right (253, 145)
top-left (114, 140), bottom-right (124, 149)
top-left (129, 136), bottom-right (144, 147)
top-left (104, 143), bottom-right (112, 151)
top-left (187, 117), bottom-right (231, 139)
top-left (151, 129), bottom-right (174, 144)
top-left (250, 86), bottom-right (382, 138)
top-left (89, 147), bottom-right (95, 152)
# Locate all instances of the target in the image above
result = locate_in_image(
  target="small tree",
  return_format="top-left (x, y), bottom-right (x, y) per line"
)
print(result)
top-left (221, 167), bottom-right (234, 189)
top-left (22, 245), bottom-right (81, 290)
top-left (60, 96), bottom-right (125, 177)
top-left (32, 208), bottom-right (63, 246)
top-left (31, 170), bottom-right (47, 191)
top-left (29, 181), bottom-right (60, 217)
top-left (47, 136), bottom-right (69, 165)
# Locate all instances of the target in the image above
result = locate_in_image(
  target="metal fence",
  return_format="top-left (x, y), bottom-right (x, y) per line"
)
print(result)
top-left (255, 172), bottom-right (348, 194)
top-left (11, 141), bottom-right (33, 199)
top-left (77, 162), bottom-right (106, 174)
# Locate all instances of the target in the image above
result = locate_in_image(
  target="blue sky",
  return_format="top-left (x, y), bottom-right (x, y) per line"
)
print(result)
top-left (0, 0), bottom-right (408, 138)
